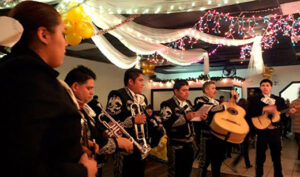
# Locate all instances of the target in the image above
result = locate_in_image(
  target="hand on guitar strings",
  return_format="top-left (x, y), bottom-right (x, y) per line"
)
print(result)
top-left (287, 107), bottom-right (297, 116)
top-left (262, 105), bottom-right (277, 114)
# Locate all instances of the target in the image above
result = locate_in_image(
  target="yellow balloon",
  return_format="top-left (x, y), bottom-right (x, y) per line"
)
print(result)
top-left (146, 69), bottom-right (152, 75)
top-left (149, 70), bottom-right (155, 75)
top-left (75, 22), bottom-right (94, 39)
top-left (142, 69), bottom-right (147, 75)
top-left (262, 73), bottom-right (271, 79)
top-left (67, 1), bottom-right (79, 8)
top-left (82, 13), bottom-right (92, 23)
top-left (66, 7), bottom-right (84, 22)
top-left (268, 67), bottom-right (274, 73)
top-left (148, 63), bottom-right (155, 69)
top-left (65, 33), bottom-right (82, 46)
top-left (141, 61), bottom-right (148, 68)
top-left (63, 19), bottom-right (75, 34)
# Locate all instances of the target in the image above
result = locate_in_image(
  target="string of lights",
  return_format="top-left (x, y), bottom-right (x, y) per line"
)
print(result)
top-left (96, 14), bottom-right (141, 35)
top-left (150, 75), bottom-right (245, 87)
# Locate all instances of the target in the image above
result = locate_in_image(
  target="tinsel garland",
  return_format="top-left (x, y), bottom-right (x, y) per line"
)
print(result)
top-left (150, 74), bottom-right (245, 83)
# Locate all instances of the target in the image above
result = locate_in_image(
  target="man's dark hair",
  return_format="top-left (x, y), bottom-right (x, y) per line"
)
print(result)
top-left (65, 65), bottom-right (96, 86)
top-left (260, 79), bottom-right (273, 86)
top-left (124, 68), bottom-right (143, 86)
top-left (173, 80), bottom-right (189, 91)
top-left (202, 81), bottom-right (215, 94)
top-left (145, 104), bottom-right (153, 110)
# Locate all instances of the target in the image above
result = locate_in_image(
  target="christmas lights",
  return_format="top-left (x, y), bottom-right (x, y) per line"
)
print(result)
top-left (82, 0), bottom-right (253, 14)
top-left (150, 75), bottom-right (245, 87)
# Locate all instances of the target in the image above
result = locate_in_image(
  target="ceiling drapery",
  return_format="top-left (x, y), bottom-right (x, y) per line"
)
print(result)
top-left (83, 0), bottom-right (254, 14)
top-left (85, 5), bottom-right (263, 71)
top-left (87, 6), bottom-right (210, 68)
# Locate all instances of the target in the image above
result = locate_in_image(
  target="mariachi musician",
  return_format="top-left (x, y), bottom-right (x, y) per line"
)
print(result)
top-left (247, 79), bottom-right (296, 177)
top-left (63, 65), bottom-right (133, 177)
top-left (160, 80), bottom-right (197, 177)
top-left (194, 81), bottom-right (227, 177)
top-left (106, 68), bottom-right (162, 177)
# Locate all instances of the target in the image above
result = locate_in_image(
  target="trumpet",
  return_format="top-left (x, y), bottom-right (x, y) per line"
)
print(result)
top-left (130, 103), bottom-right (151, 156)
top-left (97, 104), bottom-right (151, 159)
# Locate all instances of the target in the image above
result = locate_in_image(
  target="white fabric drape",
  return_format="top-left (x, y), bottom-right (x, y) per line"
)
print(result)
top-left (86, 6), bottom-right (263, 71)
top-left (84, 0), bottom-right (254, 14)
top-left (91, 34), bottom-right (140, 69)
top-left (248, 36), bottom-right (264, 75)
top-left (85, 10), bottom-right (258, 46)
top-left (88, 7), bottom-right (210, 68)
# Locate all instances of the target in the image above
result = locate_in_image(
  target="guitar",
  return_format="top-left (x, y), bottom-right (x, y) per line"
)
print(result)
top-left (210, 91), bottom-right (249, 144)
top-left (252, 104), bottom-right (300, 130)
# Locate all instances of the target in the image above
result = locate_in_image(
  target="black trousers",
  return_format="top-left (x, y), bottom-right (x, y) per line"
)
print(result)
top-left (198, 132), bottom-right (226, 177)
top-left (256, 128), bottom-right (282, 177)
top-left (294, 133), bottom-right (300, 160)
top-left (232, 135), bottom-right (251, 167)
top-left (167, 141), bottom-right (194, 177)
top-left (113, 150), bottom-right (145, 177)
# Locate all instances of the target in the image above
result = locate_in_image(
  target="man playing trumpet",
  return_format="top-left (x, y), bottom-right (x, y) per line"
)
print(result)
top-left (64, 65), bottom-right (133, 177)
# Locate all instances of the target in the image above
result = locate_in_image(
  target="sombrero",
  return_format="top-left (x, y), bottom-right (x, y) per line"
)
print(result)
top-left (0, 16), bottom-right (23, 47)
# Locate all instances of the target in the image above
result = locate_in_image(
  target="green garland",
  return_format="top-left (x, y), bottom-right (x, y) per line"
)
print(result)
top-left (150, 74), bottom-right (245, 83)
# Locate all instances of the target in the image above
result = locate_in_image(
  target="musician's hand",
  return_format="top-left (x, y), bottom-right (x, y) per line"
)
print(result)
top-left (82, 145), bottom-right (93, 158)
top-left (88, 140), bottom-right (100, 154)
top-left (263, 105), bottom-right (277, 114)
top-left (134, 113), bottom-right (146, 124)
top-left (200, 112), bottom-right (208, 121)
top-left (79, 153), bottom-right (97, 177)
top-left (116, 137), bottom-right (134, 152)
top-left (288, 107), bottom-right (297, 115)
top-left (185, 112), bottom-right (196, 120)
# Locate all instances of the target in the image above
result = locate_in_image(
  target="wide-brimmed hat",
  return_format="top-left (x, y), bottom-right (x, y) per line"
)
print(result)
top-left (0, 16), bottom-right (23, 47)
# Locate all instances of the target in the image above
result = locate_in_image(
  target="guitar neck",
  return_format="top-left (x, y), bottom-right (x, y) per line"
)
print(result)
top-left (279, 104), bottom-right (300, 114)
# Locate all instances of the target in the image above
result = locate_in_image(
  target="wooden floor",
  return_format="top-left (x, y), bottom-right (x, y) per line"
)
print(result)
top-left (102, 134), bottom-right (300, 177)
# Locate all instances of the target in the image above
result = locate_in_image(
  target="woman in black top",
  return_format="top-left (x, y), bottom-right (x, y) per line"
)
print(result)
top-left (0, 1), bottom-right (97, 177)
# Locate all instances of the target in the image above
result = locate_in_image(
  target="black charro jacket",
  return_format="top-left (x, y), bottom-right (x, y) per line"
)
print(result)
top-left (0, 48), bottom-right (87, 177)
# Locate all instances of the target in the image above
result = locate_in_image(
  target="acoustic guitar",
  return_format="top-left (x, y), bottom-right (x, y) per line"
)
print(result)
top-left (210, 101), bottom-right (250, 144)
top-left (252, 104), bottom-right (300, 130)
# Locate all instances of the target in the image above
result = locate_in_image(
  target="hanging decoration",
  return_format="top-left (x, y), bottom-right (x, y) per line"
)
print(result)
top-left (193, 10), bottom-right (300, 49)
top-left (145, 53), bottom-right (167, 65)
top-left (150, 74), bottom-right (245, 84)
top-left (62, 2), bottom-right (94, 46)
top-left (240, 45), bottom-right (252, 62)
top-left (141, 61), bottom-right (155, 75)
top-left (85, 7), bottom-right (261, 69)
top-left (83, 0), bottom-right (253, 14)
top-left (54, 0), bottom-right (298, 73)
top-left (261, 66), bottom-right (274, 79)
top-left (96, 14), bottom-right (141, 35)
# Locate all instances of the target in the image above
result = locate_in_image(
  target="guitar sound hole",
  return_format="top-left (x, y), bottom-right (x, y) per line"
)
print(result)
top-left (227, 108), bottom-right (238, 115)
top-left (268, 114), bottom-right (273, 119)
